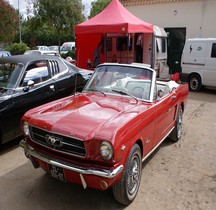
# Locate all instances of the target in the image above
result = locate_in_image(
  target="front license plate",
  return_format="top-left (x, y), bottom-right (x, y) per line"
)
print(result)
top-left (48, 164), bottom-right (65, 182)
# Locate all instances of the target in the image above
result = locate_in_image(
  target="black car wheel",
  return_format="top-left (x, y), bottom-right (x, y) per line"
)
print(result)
top-left (189, 74), bottom-right (202, 91)
top-left (113, 144), bottom-right (141, 205)
top-left (169, 107), bottom-right (183, 142)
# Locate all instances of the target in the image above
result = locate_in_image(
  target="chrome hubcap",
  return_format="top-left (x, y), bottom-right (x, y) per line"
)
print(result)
top-left (177, 109), bottom-right (183, 139)
top-left (127, 155), bottom-right (140, 195)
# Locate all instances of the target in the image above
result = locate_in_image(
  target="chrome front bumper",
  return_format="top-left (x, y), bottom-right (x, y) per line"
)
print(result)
top-left (20, 139), bottom-right (124, 179)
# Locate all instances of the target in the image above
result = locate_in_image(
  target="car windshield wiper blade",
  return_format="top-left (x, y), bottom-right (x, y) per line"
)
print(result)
top-left (85, 88), bottom-right (106, 96)
top-left (0, 86), bottom-right (14, 95)
top-left (111, 88), bottom-right (138, 103)
top-left (0, 86), bottom-right (11, 91)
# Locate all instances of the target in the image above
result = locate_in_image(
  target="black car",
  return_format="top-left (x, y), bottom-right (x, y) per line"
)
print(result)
top-left (0, 54), bottom-right (92, 145)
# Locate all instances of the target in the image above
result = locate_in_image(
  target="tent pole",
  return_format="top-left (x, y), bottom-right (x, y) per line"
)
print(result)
top-left (151, 34), bottom-right (155, 69)
top-left (105, 34), bottom-right (107, 63)
top-left (127, 33), bottom-right (129, 64)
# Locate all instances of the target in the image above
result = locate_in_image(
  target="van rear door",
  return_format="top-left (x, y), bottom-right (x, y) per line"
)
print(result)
top-left (204, 42), bottom-right (216, 86)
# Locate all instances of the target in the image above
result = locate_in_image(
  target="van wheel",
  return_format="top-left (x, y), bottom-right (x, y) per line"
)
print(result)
top-left (189, 74), bottom-right (201, 91)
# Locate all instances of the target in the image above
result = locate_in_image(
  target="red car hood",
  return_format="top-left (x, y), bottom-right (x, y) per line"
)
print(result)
top-left (26, 93), bottom-right (149, 141)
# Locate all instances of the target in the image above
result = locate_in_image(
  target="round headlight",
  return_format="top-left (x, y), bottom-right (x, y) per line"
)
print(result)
top-left (100, 141), bottom-right (113, 161)
top-left (23, 121), bottom-right (30, 136)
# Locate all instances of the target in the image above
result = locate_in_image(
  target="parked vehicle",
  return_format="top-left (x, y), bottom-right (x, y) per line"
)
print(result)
top-left (0, 55), bottom-right (92, 145)
top-left (24, 50), bottom-right (60, 57)
top-left (0, 50), bottom-right (12, 57)
top-left (60, 42), bottom-right (75, 54)
top-left (34, 46), bottom-right (50, 51)
top-left (181, 38), bottom-right (216, 91)
top-left (48, 46), bottom-right (59, 52)
top-left (20, 63), bottom-right (188, 205)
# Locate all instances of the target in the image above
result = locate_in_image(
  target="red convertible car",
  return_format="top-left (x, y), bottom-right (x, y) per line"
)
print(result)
top-left (20, 63), bottom-right (188, 205)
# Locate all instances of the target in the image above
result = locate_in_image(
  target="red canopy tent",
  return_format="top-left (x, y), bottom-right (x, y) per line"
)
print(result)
top-left (75, 0), bottom-right (154, 69)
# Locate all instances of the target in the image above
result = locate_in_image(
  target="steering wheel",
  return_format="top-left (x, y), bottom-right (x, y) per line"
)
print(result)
top-left (132, 87), bottom-right (148, 99)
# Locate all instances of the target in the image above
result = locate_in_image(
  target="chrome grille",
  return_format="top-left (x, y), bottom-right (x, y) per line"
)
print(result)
top-left (30, 126), bottom-right (86, 157)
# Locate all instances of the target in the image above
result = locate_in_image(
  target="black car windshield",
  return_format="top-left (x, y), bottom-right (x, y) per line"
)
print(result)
top-left (0, 62), bottom-right (23, 89)
top-left (84, 65), bottom-right (153, 101)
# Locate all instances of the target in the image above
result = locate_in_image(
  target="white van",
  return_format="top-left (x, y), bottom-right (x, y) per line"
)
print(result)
top-left (181, 38), bottom-right (216, 91)
top-left (60, 42), bottom-right (75, 54)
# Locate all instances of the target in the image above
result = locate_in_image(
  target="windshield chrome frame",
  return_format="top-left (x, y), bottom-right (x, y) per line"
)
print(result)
top-left (84, 63), bottom-right (156, 103)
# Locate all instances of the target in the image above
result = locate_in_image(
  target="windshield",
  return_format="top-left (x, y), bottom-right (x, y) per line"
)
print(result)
top-left (84, 65), bottom-right (153, 101)
top-left (61, 44), bottom-right (72, 51)
top-left (0, 62), bottom-right (23, 89)
top-left (49, 46), bottom-right (58, 51)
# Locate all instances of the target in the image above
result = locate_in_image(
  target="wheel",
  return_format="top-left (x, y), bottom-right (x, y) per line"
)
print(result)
top-left (189, 74), bottom-right (201, 91)
top-left (131, 87), bottom-right (144, 98)
top-left (132, 87), bottom-right (148, 99)
top-left (169, 107), bottom-right (183, 142)
top-left (113, 144), bottom-right (142, 205)
top-left (0, 127), bottom-right (2, 145)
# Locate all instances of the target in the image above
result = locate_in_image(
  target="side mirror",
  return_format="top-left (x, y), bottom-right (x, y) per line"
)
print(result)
top-left (23, 80), bottom-right (35, 92)
top-left (157, 89), bottom-right (164, 98)
top-left (27, 80), bottom-right (35, 87)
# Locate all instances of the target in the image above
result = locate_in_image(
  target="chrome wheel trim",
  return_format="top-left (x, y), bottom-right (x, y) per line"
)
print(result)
top-left (127, 154), bottom-right (140, 198)
top-left (177, 108), bottom-right (183, 139)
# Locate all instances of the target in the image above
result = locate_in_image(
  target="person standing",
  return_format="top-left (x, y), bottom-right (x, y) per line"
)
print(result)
top-left (136, 34), bottom-right (143, 63)
top-left (93, 42), bottom-right (104, 68)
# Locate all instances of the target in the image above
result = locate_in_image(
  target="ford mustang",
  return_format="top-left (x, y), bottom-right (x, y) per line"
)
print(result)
top-left (20, 63), bottom-right (188, 205)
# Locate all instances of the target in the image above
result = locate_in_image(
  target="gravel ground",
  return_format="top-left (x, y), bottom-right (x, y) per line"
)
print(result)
top-left (0, 88), bottom-right (216, 210)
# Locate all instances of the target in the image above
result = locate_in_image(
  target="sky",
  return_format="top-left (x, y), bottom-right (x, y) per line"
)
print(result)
top-left (8, 0), bottom-right (94, 17)
top-left (8, 0), bottom-right (27, 15)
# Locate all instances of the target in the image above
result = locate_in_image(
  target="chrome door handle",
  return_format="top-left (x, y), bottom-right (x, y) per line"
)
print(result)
top-left (172, 95), bottom-right (176, 99)
top-left (50, 85), bottom-right (55, 91)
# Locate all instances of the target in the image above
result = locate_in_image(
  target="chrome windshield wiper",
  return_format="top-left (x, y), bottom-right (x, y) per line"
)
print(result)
top-left (0, 86), bottom-right (14, 95)
top-left (111, 88), bottom-right (138, 103)
top-left (85, 88), bottom-right (106, 96)
top-left (0, 86), bottom-right (11, 91)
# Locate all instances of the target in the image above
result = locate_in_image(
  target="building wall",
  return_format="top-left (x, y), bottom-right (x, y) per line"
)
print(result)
top-left (121, 0), bottom-right (216, 39)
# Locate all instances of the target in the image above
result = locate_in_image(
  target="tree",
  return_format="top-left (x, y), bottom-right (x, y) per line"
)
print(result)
top-left (89, 0), bottom-right (111, 19)
top-left (33, 0), bottom-right (85, 50)
top-left (21, 17), bottom-right (57, 47)
top-left (0, 0), bottom-right (19, 44)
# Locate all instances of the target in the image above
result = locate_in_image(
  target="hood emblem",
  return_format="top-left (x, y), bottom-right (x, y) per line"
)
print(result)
top-left (46, 135), bottom-right (63, 147)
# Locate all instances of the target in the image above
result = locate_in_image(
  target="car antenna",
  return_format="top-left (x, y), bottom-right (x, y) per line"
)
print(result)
top-left (74, 71), bottom-right (78, 96)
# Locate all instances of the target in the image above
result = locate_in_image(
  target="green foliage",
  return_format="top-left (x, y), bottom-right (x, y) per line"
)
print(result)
top-left (6, 43), bottom-right (29, 55)
top-left (60, 50), bottom-right (76, 60)
top-left (67, 50), bottom-right (76, 59)
top-left (0, 0), bottom-right (19, 44)
top-left (89, 0), bottom-right (112, 19)
top-left (32, 0), bottom-right (85, 47)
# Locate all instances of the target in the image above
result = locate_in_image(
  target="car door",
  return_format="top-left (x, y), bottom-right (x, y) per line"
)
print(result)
top-left (50, 59), bottom-right (78, 98)
top-left (152, 90), bottom-right (177, 148)
top-left (10, 60), bottom-right (57, 137)
top-left (0, 93), bottom-right (16, 143)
